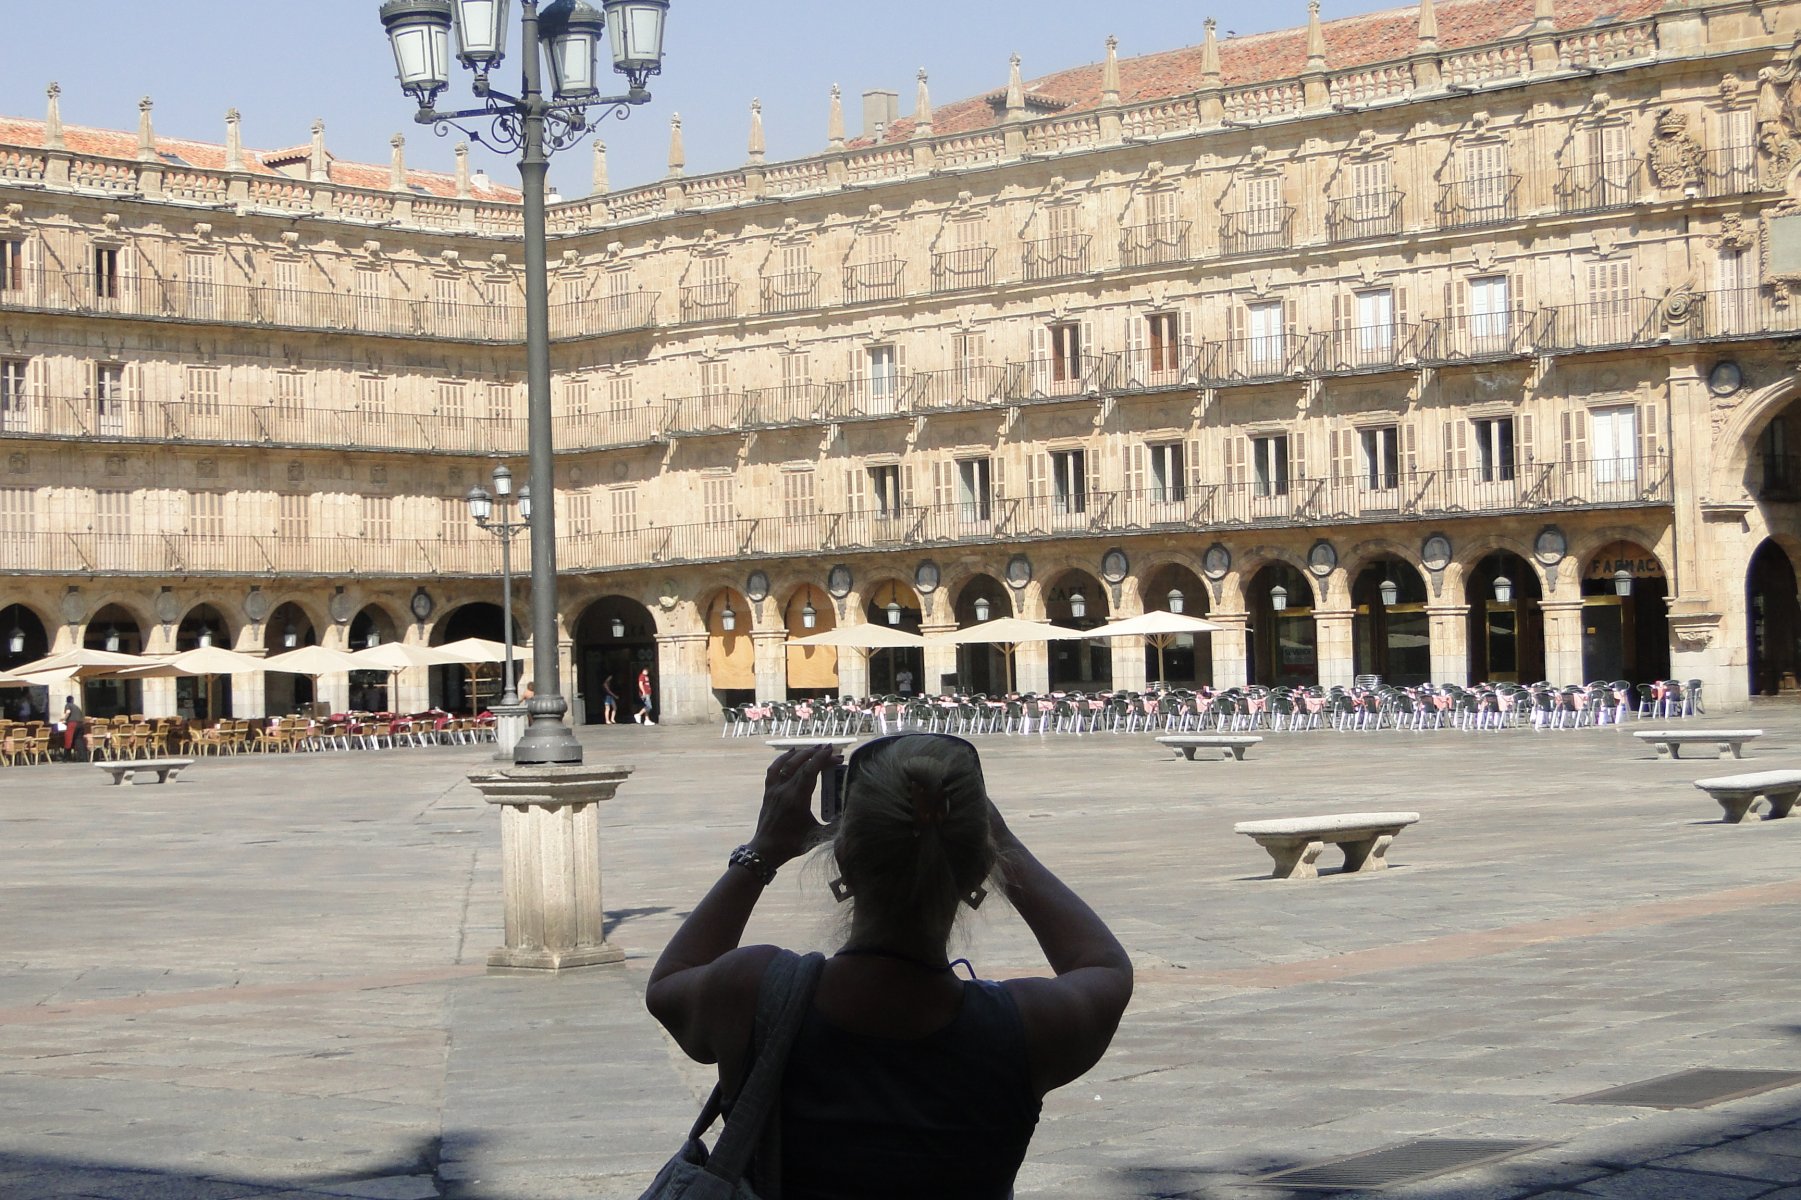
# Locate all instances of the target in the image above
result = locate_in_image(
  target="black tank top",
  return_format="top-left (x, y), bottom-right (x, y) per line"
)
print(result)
top-left (772, 978), bottom-right (1041, 1200)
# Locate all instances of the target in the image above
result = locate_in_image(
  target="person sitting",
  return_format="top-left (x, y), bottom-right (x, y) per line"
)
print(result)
top-left (646, 735), bottom-right (1132, 1199)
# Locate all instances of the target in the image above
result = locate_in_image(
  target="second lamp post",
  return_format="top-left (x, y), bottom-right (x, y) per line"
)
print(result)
top-left (467, 463), bottom-right (531, 708)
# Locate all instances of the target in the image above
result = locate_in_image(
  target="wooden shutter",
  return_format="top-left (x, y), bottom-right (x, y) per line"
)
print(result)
top-left (992, 453), bottom-right (1005, 499)
top-left (895, 343), bottom-right (908, 400)
top-left (1086, 448), bottom-right (1101, 501)
top-left (847, 466), bottom-right (866, 513)
top-left (1519, 412), bottom-right (1536, 465)
top-left (902, 464), bottom-right (914, 508)
top-left (1186, 436), bottom-right (1203, 491)
top-left (1561, 408), bottom-right (1589, 464)
top-left (1127, 312), bottom-right (1146, 375)
top-left (1331, 428), bottom-right (1354, 479)
top-left (28, 356), bottom-right (48, 403)
top-left (1079, 318), bottom-right (1096, 367)
top-left (1125, 442), bottom-right (1145, 493)
top-left (1447, 277), bottom-right (1467, 325)
top-left (1332, 291), bottom-right (1351, 336)
top-left (1290, 429), bottom-right (1306, 481)
top-left (1224, 435), bottom-right (1246, 486)
top-left (933, 460), bottom-right (953, 508)
top-left (125, 362), bottom-right (143, 409)
top-left (1443, 417), bottom-right (1469, 472)
top-left (1227, 301), bottom-right (1245, 346)
top-left (1028, 451), bottom-right (1046, 497)
top-left (1395, 285), bottom-right (1410, 333)
top-left (1029, 323), bottom-right (1048, 370)
top-left (1637, 400), bottom-right (1660, 461)
top-left (1402, 422), bottom-right (1418, 475)
top-left (848, 345), bottom-right (866, 408)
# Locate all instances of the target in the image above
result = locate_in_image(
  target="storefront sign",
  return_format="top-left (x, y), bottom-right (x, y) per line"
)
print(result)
top-left (1586, 542), bottom-right (1665, 580)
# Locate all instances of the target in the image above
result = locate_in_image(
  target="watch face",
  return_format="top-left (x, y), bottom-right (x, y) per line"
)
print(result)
top-left (1708, 361), bottom-right (1743, 396)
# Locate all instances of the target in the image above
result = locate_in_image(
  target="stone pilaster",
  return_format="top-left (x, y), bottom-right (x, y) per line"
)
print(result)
top-left (1314, 608), bottom-right (1357, 687)
top-left (1014, 643), bottom-right (1050, 694)
top-left (752, 630), bottom-right (788, 702)
top-left (1209, 612), bottom-right (1249, 689)
top-left (920, 622), bottom-right (958, 696)
top-left (1427, 605), bottom-right (1470, 686)
top-left (1540, 599), bottom-right (1586, 685)
top-left (655, 633), bottom-right (711, 724)
top-left (469, 764), bottom-right (634, 972)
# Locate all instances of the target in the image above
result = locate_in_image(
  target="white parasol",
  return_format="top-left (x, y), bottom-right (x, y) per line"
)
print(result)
top-left (924, 618), bottom-right (1091, 692)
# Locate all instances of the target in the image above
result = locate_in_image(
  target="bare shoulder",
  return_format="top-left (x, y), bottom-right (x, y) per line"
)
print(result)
top-left (1000, 967), bottom-right (1133, 1097)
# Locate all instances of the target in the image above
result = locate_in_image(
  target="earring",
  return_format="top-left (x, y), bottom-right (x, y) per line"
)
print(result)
top-left (829, 876), bottom-right (854, 903)
top-left (962, 884), bottom-right (987, 910)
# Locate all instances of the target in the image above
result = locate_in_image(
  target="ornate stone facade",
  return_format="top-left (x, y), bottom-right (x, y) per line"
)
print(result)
top-left (6, 0), bottom-right (1801, 720)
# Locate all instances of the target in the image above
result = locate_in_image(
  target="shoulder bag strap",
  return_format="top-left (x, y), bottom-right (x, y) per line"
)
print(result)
top-left (703, 950), bottom-right (825, 1188)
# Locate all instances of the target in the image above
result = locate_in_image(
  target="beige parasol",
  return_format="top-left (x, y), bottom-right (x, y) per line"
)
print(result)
top-left (924, 618), bottom-right (1091, 692)
top-left (1086, 611), bottom-right (1223, 685)
top-left (789, 622), bottom-right (927, 696)
top-left (260, 645), bottom-right (365, 676)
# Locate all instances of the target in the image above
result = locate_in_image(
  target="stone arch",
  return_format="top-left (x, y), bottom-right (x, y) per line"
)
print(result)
top-left (82, 601), bottom-right (151, 718)
top-left (572, 596), bottom-right (661, 724)
top-left (1567, 523), bottom-right (1675, 580)
top-left (1571, 534), bottom-right (1672, 684)
top-left (81, 596), bottom-right (155, 646)
top-left (1043, 566), bottom-right (1111, 691)
top-left (1709, 371), bottom-right (1801, 500)
top-left (782, 583), bottom-right (839, 699)
top-left (1, 598), bottom-right (54, 664)
top-left (1339, 537), bottom-right (1429, 586)
top-left (175, 601), bottom-right (236, 650)
top-left (1230, 544), bottom-right (1324, 608)
top-left (1449, 532), bottom-right (1551, 606)
top-left (702, 586), bottom-right (755, 702)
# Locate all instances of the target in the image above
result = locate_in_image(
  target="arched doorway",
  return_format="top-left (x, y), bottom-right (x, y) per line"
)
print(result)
top-left (1044, 569), bottom-right (1110, 691)
top-left (347, 605), bottom-right (401, 712)
top-left (1352, 559), bottom-right (1431, 685)
top-left (83, 604), bottom-right (145, 717)
top-left (1, 602), bottom-right (51, 720)
top-left (175, 603), bottom-right (234, 719)
top-left (706, 588), bottom-right (755, 706)
top-left (430, 602), bottom-right (518, 714)
top-left (1466, 552), bottom-right (1545, 683)
top-left (1247, 563), bottom-right (1317, 686)
top-left (864, 579), bottom-right (923, 696)
top-left (263, 602), bottom-right (318, 714)
top-left (782, 585), bottom-right (839, 700)
top-left (1580, 540), bottom-right (1670, 684)
top-left (573, 597), bottom-right (658, 724)
top-left (952, 576), bottom-right (1012, 695)
top-left (1748, 539), bottom-right (1801, 695)
top-left (1140, 564), bottom-right (1211, 686)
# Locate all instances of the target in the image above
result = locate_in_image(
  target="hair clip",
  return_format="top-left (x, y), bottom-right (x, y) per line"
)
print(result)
top-left (829, 876), bottom-right (854, 903)
top-left (962, 884), bottom-right (987, 910)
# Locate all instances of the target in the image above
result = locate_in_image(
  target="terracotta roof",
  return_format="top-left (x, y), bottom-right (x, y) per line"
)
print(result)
top-left (0, 117), bottom-right (522, 203)
top-left (863, 0), bottom-right (1664, 144)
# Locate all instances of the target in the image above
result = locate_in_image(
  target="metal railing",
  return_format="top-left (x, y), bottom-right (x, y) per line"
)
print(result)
top-left (760, 271), bottom-right (820, 315)
top-left (1119, 221), bottom-right (1191, 269)
top-left (1220, 206), bottom-right (1293, 256)
top-left (1010, 353), bottom-right (1120, 400)
top-left (901, 365), bottom-right (1014, 411)
top-left (1700, 145), bottom-right (1762, 198)
top-left (1685, 287), bottom-right (1801, 342)
top-left (1205, 333), bottom-right (1328, 384)
top-left (1115, 343), bottom-right (1204, 392)
top-left (931, 247), bottom-right (997, 293)
top-left (1538, 297), bottom-right (1661, 352)
top-left (1326, 191), bottom-right (1405, 242)
top-left (551, 290), bottom-right (659, 336)
top-left (679, 281), bottom-right (738, 323)
top-left (1020, 234), bottom-right (1091, 282)
top-left (1436, 177), bottom-right (1519, 229)
top-left (1325, 322), bottom-right (1428, 372)
top-left (842, 258), bottom-right (906, 304)
top-left (1555, 159), bottom-right (1642, 214)
top-left (1422, 310), bottom-right (1549, 364)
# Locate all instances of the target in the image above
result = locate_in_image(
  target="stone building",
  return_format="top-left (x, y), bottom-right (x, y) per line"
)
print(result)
top-left (5, 0), bottom-right (1801, 723)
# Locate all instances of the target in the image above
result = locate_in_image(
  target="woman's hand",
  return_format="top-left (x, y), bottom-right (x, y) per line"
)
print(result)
top-left (748, 744), bottom-right (833, 867)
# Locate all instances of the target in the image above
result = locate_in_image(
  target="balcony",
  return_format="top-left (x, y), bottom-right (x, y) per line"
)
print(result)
top-left (1020, 234), bottom-right (1091, 282)
top-left (1220, 207), bottom-right (1293, 256)
top-left (1326, 191), bottom-right (1405, 242)
top-left (550, 290), bottom-right (658, 336)
top-left (1422, 310), bottom-right (1549, 364)
top-left (1119, 221), bottom-right (1191, 269)
top-left (760, 270), bottom-right (820, 315)
top-left (1325, 322), bottom-right (1428, 373)
top-left (902, 365), bottom-right (1014, 411)
top-left (1699, 145), bottom-right (1763, 198)
top-left (1687, 287), bottom-right (1801, 342)
top-left (679, 281), bottom-right (738, 323)
top-left (842, 258), bottom-right (906, 304)
top-left (662, 392), bottom-right (748, 435)
top-left (1116, 342), bottom-right (1203, 392)
top-left (932, 247), bottom-right (997, 293)
top-left (1205, 333), bottom-right (1327, 385)
top-left (1011, 353), bottom-right (1120, 400)
top-left (1436, 177), bottom-right (1519, 230)
top-left (1555, 159), bottom-right (1642, 214)
top-left (742, 383), bottom-right (845, 427)
top-left (1538, 298), bottom-right (1661, 353)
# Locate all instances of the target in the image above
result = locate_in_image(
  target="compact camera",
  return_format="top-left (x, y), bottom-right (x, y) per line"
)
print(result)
top-left (818, 761), bottom-right (849, 826)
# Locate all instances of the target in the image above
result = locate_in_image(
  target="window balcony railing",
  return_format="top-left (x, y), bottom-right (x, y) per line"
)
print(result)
top-left (1436, 177), bottom-right (1519, 230)
top-left (842, 258), bottom-right (907, 304)
top-left (901, 365), bottom-right (1015, 411)
top-left (1326, 191), bottom-right (1405, 242)
top-left (1325, 322), bottom-right (1428, 372)
top-left (662, 392), bottom-right (749, 435)
top-left (741, 382), bottom-right (846, 427)
top-left (760, 270), bottom-right (820, 315)
top-left (843, 372), bottom-right (912, 418)
top-left (552, 290), bottom-right (659, 335)
top-left (1205, 333), bottom-right (1327, 384)
top-left (932, 247), bottom-right (997, 293)
top-left (1116, 342), bottom-right (1204, 392)
top-left (1421, 310), bottom-right (1550, 364)
top-left (1119, 221), bottom-right (1191, 269)
top-left (1020, 234), bottom-right (1092, 282)
top-left (1220, 207), bottom-right (1293, 256)
top-left (679, 281), bottom-right (739, 323)
top-left (1555, 159), bottom-right (1642, 214)
top-left (1686, 287), bottom-right (1801, 342)
top-left (1699, 145), bottom-right (1763, 199)
top-left (1011, 352), bottom-right (1121, 400)
top-left (1537, 298), bottom-right (1661, 353)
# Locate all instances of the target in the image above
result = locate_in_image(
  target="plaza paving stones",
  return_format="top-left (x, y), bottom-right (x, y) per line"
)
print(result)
top-left (2, 711), bottom-right (1800, 1198)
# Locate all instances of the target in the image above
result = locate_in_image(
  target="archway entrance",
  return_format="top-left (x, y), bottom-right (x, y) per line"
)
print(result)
top-left (263, 602), bottom-right (318, 715)
top-left (865, 579), bottom-right (923, 696)
top-left (706, 588), bottom-right (755, 706)
top-left (574, 597), bottom-right (658, 724)
top-left (347, 606), bottom-right (400, 712)
top-left (175, 604), bottom-right (234, 719)
top-left (1140, 565), bottom-right (1211, 686)
top-left (83, 605), bottom-right (144, 717)
top-left (952, 576), bottom-right (1012, 695)
top-left (1352, 559), bottom-right (1431, 685)
top-left (1466, 553), bottom-right (1545, 683)
top-left (1, 602), bottom-right (51, 720)
top-left (782, 585), bottom-right (839, 700)
top-left (1044, 569), bottom-right (1110, 691)
top-left (430, 602), bottom-right (517, 714)
top-left (1247, 563), bottom-right (1317, 686)
top-left (1580, 541), bottom-right (1670, 684)
top-left (1748, 540), bottom-right (1801, 695)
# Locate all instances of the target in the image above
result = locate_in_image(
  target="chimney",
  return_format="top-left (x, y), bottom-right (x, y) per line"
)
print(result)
top-left (863, 90), bottom-right (900, 140)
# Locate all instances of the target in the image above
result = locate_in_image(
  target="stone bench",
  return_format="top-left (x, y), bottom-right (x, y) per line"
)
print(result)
top-left (1691, 771), bottom-right (1801, 824)
top-left (93, 758), bottom-right (193, 786)
top-left (1157, 734), bottom-right (1264, 762)
top-left (1234, 812), bottom-right (1421, 880)
top-left (1633, 730), bottom-right (1762, 760)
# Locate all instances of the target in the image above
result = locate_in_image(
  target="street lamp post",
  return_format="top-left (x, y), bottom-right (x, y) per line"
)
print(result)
top-left (467, 463), bottom-right (531, 707)
top-left (381, 0), bottom-right (667, 765)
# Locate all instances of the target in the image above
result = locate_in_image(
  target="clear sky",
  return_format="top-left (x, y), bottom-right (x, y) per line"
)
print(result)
top-left (0, 0), bottom-right (1400, 200)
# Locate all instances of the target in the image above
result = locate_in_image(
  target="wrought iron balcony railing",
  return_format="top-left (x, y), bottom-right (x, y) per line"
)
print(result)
top-left (1220, 206), bottom-right (1293, 256)
top-left (1420, 310), bottom-right (1550, 364)
top-left (1011, 353), bottom-right (1121, 400)
top-left (1436, 177), bottom-right (1519, 230)
top-left (1700, 144), bottom-right (1763, 198)
top-left (1537, 297), bottom-right (1661, 353)
top-left (679, 281), bottom-right (739, 323)
top-left (1555, 159), bottom-right (1642, 214)
top-left (551, 290), bottom-right (659, 335)
top-left (1115, 342), bottom-right (1204, 393)
top-left (931, 247), bottom-right (997, 293)
top-left (1204, 333), bottom-right (1328, 384)
top-left (1020, 234), bottom-right (1091, 282)
top-left (901, 365), bottom-right (1015, 411)
top-left (1325, 322), bottom-right (1428, 372)
top-left (1119, 221), bottom-right (1191, 269)
top-left (760, 270), bottom-right (820, 315)
top-left (1326, 191), bottom-right (1405, 242)
top-left (842, 258), bottom-right (906, 304)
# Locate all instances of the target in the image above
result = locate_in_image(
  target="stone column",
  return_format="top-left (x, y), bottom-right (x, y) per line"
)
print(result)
top-left (1111, 635), bottom-right (1149, 692)
top-left (1209, 612), bottom-right (1249, 689)
top-left (752, 630), bottom-right (788, 702)
top-left (468, 763), bottom-right (634, 971)
top-left (920, 621), bottom-right (958, 695)
top-left (1014, 643), bottom-right (1050, 694)
top-left (1314, 608), bottom-right (1356, 688)
top-left (1540, 599), bottom-right (1586, 685)
top-left (230, 669), bottom-right (265, 718)
top-left (655, 632), bottom-right (711, 724)
top-left (837, 646), bottom-right (870, 698)
top-left (1427, 605), bottom-right (1470, 686)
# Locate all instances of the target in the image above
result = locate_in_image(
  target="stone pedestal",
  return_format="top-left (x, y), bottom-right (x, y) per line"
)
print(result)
top-left (490, 703), bottom-right (528, 759)
top-left (468, 763), bottom-right (634, 972)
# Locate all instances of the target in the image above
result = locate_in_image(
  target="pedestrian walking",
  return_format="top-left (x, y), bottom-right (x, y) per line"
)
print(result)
top-left (635, 668), bottom-right (656, 725)
top-left (602, 673), bottom-right (619, 724)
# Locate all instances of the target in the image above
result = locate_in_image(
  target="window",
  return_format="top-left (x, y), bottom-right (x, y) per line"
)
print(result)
top-left (867, 345), bottom-right (898, 413)
top-left (433, 275), bottom-right (459, 316)
top-left (185, 252), bottom-right (216, 316)
top-left (700, 360), bottom-right (730, 399)
top-left (952, 332), bottom-right (986, 397)
top-left (1352, 289), bottom-right (1395, 362)
top-left (1243, 174), bottom-right (1285, 245)
top-left (1469, 275), bottom-right (1511, 345)
top-left (1049, 323), bottom-right (1081, 383)
top-left (1474, 417), bottom-right (1516, 482)
top-left (273, 259), bottom-right (302, 323)
top-left (1247, 300), bottom-right (1285, 372)
top-left (1147, 312), bottom-right (1180, 374)
top-left (1149, 442), bottom-right (1185, 503)
top-left (956, 457), bottom-right (992, 523)
top-left (95, 363), bottom-right (126, 434)
top-left (362, 495), bottom-right (392, 542)
top-left (277, 494), bottom-right (309, 541)
top-left (566, 490), bottom-right (593, 537)
top-left (781, 352), bottom-right (811, 402)
top-left (1717, 247), bottom-right (1755, 333)
top-left (275, 371), bottom-right (306, 420)
top-left (486, 381), bottom-right (513, 423)
top-left (782, 469), bottom-right (815, 521)
top-left (440, 496), bottom-right (468, 546)
top-left (1461, 142), bottom-right (1510, 218)
top-left (353, 266), bottom-right (383, 324)
top-left (564, 376), bottom-right (589, 418)
top-left (0, 486), bottom-right (32, 535)
top-left (1050, 448), bottom-right (1087, 515)
top-left (1252, 434), bottom-right (1290, 497)
top-left (185, 366), bottom-right (221, 416)
top-left (95, 489), bottom-right (130, 538)
top-left (1340, 159), bottom-right (1396, 235)
top-left (1, 238), bottom-right (24, 291)
top-left (605, 374), bottom-right (633, 422)
top-left (1591, 404), bottom-right (1638, 483)
top-left (703, 476), bottom-right (735, 526)
top-left (611, 486), bottom-right (638, 535)
top-left (1584, 260), bottom-right (1635, 344)
top-left (189, 491), bottom-right (224, 541)
top-left (0, 359), bottom-right (26, 430)
top-left (437, 380), bottom-right (466, 421)
top-left (358, 376), bottom-right (387, 417)
top-left (1360, 426), bottom-right (1400, 491)
top-left (93, 246), bottom-right (120, 300)
top-left (869, 464), bottom-right (903, 517)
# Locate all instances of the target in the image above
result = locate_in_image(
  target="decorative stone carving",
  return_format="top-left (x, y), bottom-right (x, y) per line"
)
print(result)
top-left (1646, 107), bottom-right (1704, 190)
top-left (1660, 279), bottom-right (1701, 330)
top-left (1710, 213), bottom-right (1756, 251)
